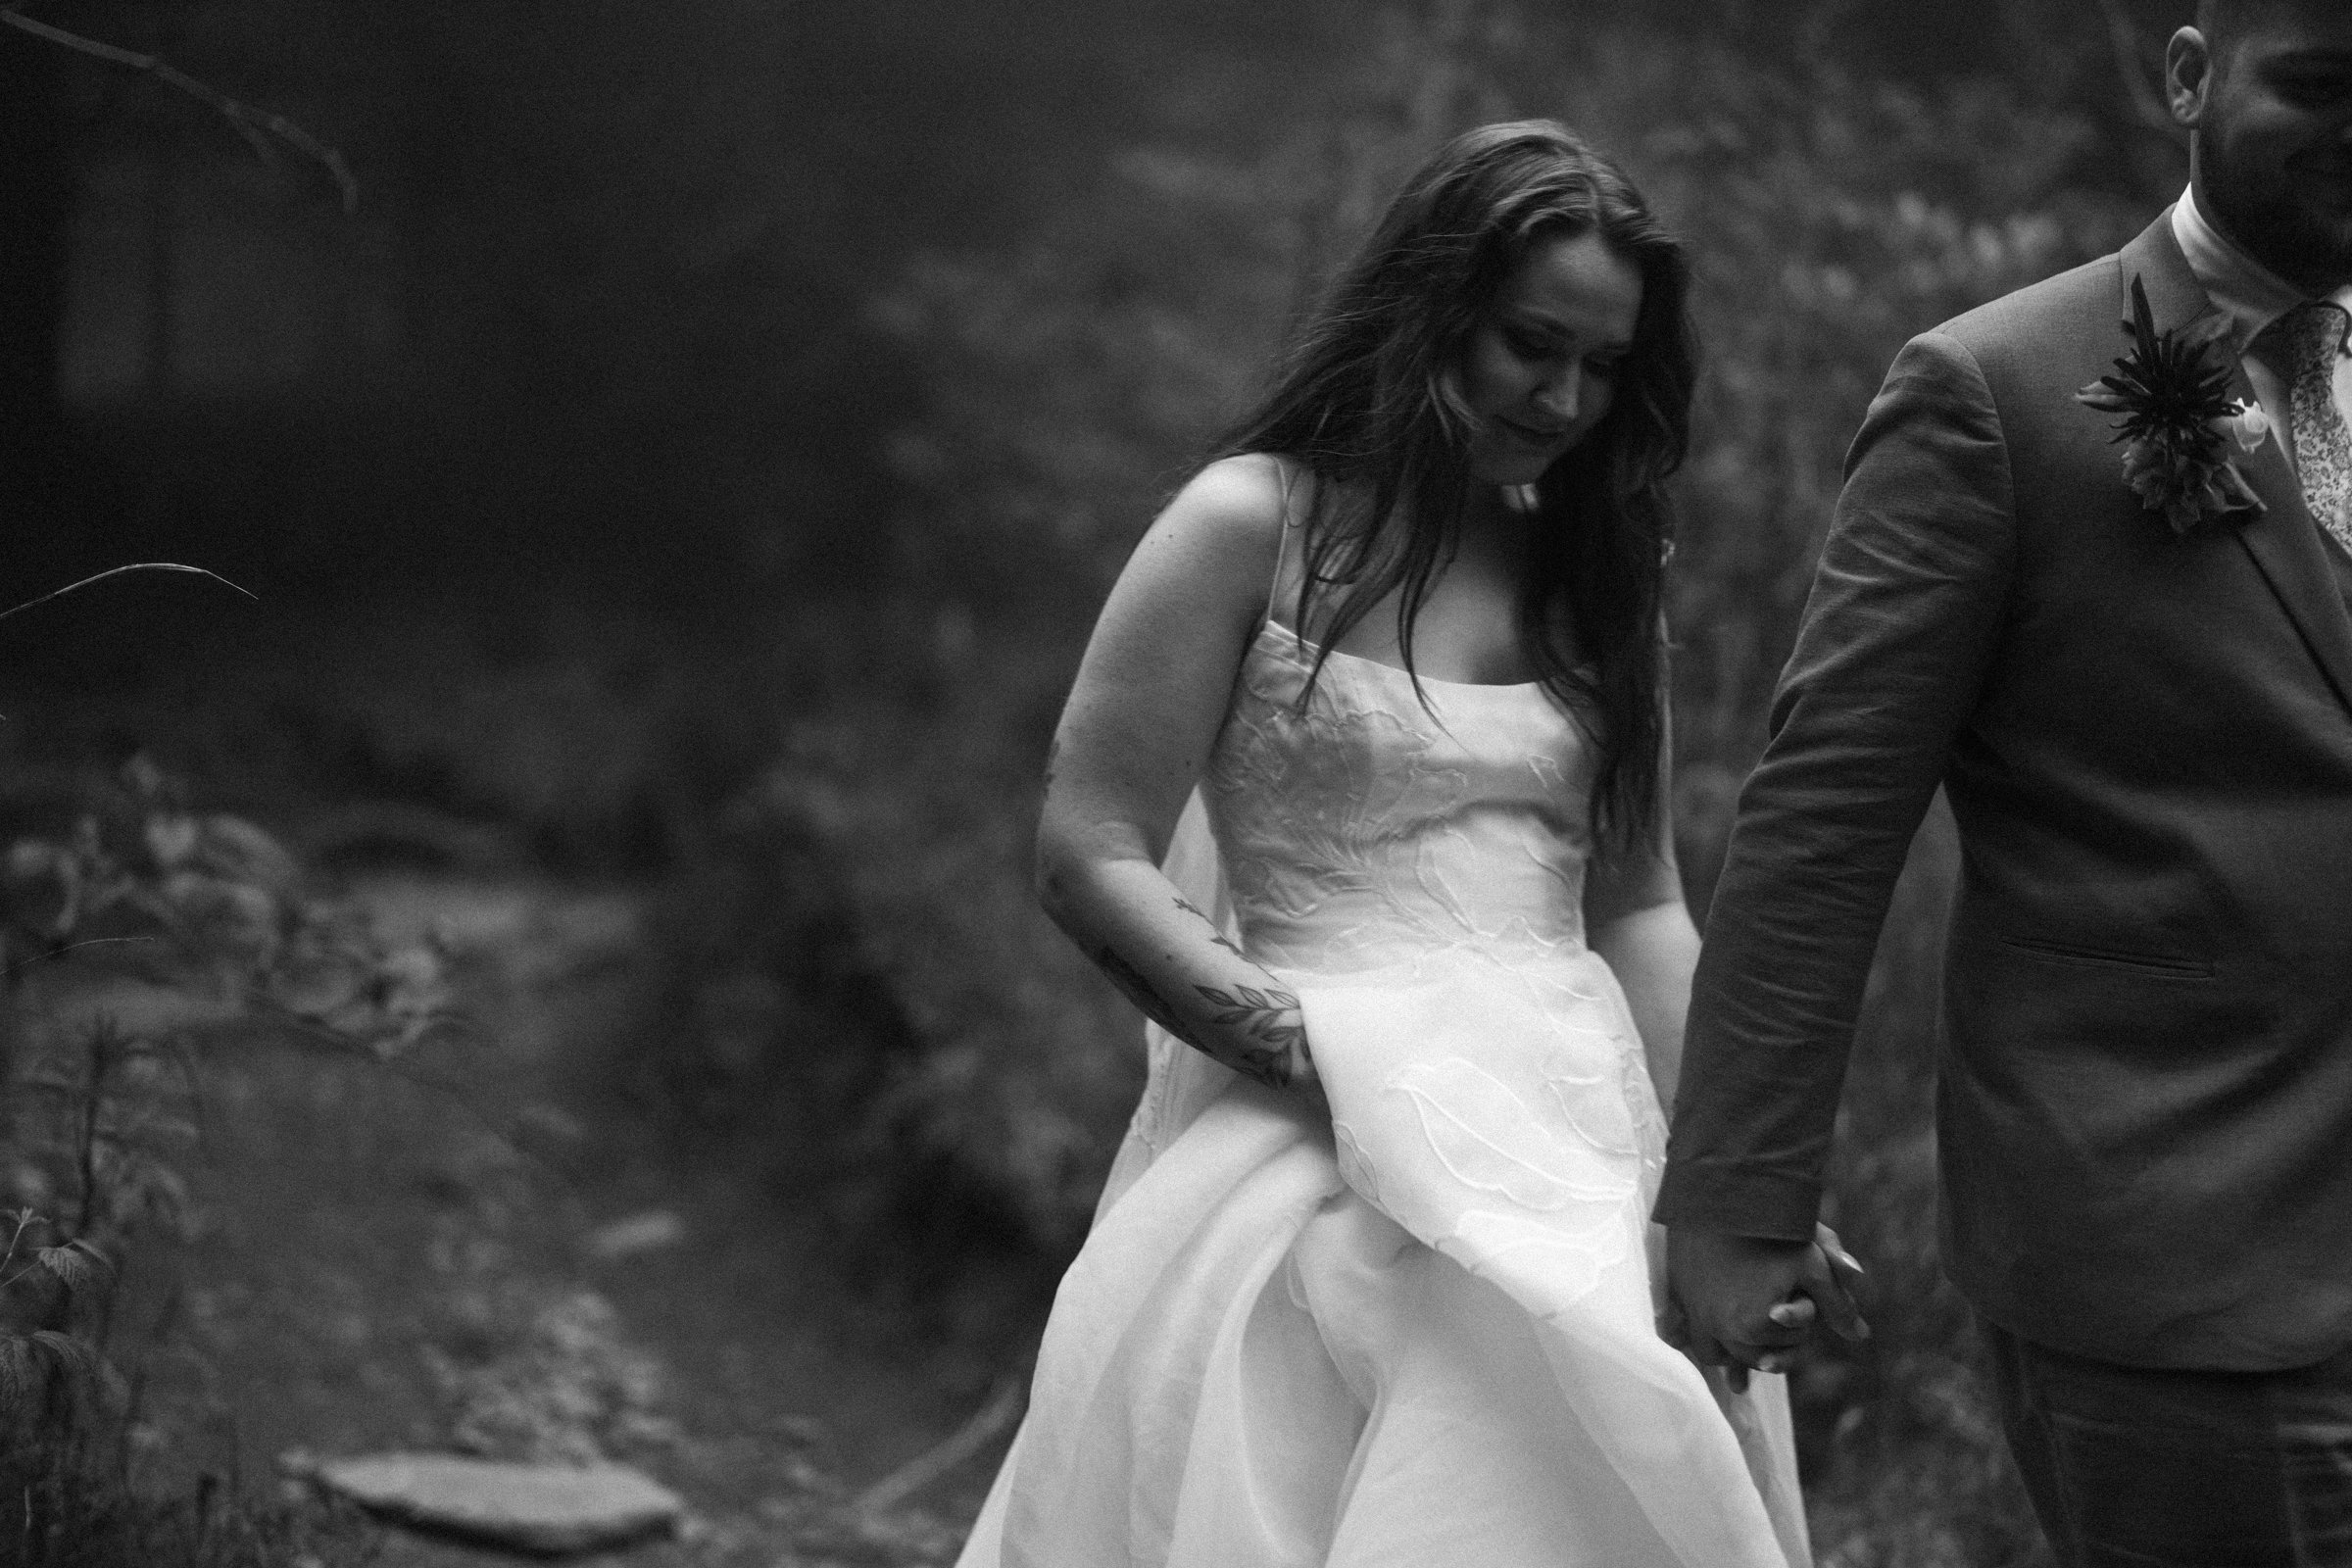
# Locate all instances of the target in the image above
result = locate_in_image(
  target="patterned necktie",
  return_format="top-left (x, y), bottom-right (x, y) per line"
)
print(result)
top-left (2274, 301), bottom-right (2352, 555)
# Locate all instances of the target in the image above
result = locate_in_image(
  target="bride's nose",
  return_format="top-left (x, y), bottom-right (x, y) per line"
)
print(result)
top-left (1531, 364), bottom-right (1582, 423)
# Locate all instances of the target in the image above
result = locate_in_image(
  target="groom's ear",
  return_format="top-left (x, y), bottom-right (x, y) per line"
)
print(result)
top-left (2166, 26), bottom-right (2215, 129)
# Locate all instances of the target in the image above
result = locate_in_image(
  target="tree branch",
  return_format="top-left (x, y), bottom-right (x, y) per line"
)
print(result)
top-left (0, 564), bottom-right (256, 628)
top-left (852, 1375), bottom-right (1024, 1517)
top-left (1, 6), bottom-right (358, 213)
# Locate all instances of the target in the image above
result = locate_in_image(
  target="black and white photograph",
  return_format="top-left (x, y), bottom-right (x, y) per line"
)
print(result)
top-left (1, 1), bottom-right (2348, 1563)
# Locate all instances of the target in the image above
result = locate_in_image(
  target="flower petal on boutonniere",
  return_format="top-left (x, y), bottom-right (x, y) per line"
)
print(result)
top-left (2216, 401), bottom-right (2271, 454)
top-left (2209, 457), bottom-right (2266, 516)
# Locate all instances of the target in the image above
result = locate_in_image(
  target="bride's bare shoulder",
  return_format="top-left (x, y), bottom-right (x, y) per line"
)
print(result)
top-left (1120, 452), bottom-right (1296, 605)
top-left (1165, 452), bottom-right (1295, 540)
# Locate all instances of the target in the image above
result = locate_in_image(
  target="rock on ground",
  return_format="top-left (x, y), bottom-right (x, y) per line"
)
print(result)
top-left (316, 1452), bottom-right (685, 1553)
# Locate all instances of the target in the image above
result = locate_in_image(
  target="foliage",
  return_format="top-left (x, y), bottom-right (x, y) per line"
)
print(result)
top-left (0, 1207), bottom-right (375, 1566)
top-left (0, 1432), bottom-right (374, 1568)
top-left (1, 752), bottom-right (456, 1055)
top-left (701, 628), bottom-right (1135, 1257)
top-left (0, 754), bottom-right (454, 1565)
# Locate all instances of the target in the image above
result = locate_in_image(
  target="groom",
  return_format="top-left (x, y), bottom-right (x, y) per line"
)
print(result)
top-left (1658, 1), bottom-right (2352, 1560)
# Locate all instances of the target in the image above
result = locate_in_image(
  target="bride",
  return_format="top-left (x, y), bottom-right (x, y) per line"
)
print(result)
top-left (956, 120), bottom-right (1855, 1568)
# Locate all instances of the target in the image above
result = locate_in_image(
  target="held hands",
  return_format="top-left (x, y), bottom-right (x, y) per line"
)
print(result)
top-left (1659, 1224), bottom-right (1869, 1393)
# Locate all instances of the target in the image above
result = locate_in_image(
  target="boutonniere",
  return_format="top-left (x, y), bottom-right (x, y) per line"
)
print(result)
top-left (2077, 275), bottom-right (2269, 535)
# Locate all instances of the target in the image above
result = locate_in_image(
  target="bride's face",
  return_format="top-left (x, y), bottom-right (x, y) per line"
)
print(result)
top-left (1456, 228), bottom-right (1644, 486)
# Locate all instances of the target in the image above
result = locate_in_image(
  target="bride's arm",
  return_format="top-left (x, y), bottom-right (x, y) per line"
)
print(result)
top-left (1594, 710), bottom-right (1872, 1366)
top-left (1036, 455), bottom-right (1320, 1095)
top-left (1584, 711), bottom-right (1698, 1112)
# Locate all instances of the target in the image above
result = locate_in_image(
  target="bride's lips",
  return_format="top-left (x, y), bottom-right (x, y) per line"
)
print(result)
top-left (1496, 416), bottom-right (1570, 445)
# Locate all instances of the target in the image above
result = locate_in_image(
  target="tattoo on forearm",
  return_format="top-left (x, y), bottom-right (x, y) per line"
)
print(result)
top-left (1173, 896), bottom-right (1246, 956)
top-left (1196, 983), bottom-right (1305, 1089)
top-left (1095, 947), bottom-right (1205, 1050)
top-left (1093, 947), bottom-right (1306, 1090)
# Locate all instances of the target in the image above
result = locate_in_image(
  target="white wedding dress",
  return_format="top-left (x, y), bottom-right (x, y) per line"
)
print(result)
top-left (955, 612), bottom-right (1809, 1568)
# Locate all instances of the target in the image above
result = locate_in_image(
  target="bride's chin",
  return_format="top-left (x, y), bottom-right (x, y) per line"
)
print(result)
top-left (1468, 454), bottom-right (1553, 486)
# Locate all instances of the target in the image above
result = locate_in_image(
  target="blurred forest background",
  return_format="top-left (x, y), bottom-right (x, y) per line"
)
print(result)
top-left (0, 0), bottom-right (2198, 1562)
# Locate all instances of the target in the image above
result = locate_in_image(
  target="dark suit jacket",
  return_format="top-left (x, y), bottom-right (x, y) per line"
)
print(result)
top-left (1655, 212), bottom-right (2352, 1370)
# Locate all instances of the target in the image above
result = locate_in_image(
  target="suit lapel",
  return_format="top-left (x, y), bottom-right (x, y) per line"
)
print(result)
top-left (2118, 216), bottom-right (2352, 719)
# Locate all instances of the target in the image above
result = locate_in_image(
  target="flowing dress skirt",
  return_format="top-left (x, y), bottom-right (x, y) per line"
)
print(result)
top-left (954, 928), bottom-right (1809, 1568)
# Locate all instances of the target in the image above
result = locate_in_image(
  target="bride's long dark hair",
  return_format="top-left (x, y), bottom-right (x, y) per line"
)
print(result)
top-left (1215, 120), bottom-right (1695, 848)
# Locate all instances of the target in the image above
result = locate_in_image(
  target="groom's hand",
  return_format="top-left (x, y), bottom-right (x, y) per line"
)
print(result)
top-left (1662, 1227), bottom-right (1869, 1392)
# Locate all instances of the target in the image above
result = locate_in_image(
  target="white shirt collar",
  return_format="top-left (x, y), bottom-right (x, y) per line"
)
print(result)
top-left (2172, 183), bottom-right (2352, 352)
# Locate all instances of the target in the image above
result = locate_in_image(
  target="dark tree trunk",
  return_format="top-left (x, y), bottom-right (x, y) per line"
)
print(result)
top-left (0, 34), bottom-right (75, 560)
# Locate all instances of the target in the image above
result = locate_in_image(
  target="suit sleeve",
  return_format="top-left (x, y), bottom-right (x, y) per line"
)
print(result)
top-left (1652, 329), bottom-right (2017, 1239)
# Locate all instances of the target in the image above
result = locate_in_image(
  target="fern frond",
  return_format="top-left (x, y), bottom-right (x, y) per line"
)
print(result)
top-left (28, 1329), bottom-right (123, 1404)
top-left (36, 1245), bottom-right (93, 1293)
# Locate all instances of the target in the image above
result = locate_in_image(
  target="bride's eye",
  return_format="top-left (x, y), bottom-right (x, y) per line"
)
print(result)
top-left (1503, 326), bottom-right (1555, 360)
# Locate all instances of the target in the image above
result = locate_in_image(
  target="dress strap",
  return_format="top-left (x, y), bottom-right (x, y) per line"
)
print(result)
top-left (1262, 458), bottom-right (1301, 638)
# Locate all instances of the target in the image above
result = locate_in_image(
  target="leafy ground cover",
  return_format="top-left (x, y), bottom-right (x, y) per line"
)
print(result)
top-left (4, 855), bottom-right (1038, 1567)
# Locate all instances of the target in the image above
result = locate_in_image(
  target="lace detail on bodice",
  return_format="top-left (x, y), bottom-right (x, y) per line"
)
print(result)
top-left (1201, 620), bottom-right (1602, 975)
